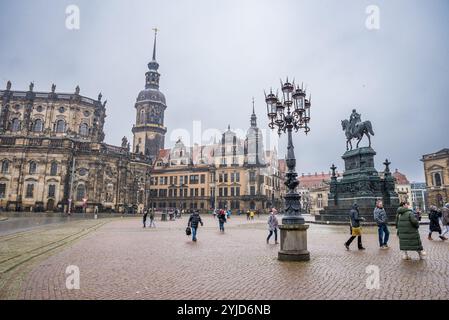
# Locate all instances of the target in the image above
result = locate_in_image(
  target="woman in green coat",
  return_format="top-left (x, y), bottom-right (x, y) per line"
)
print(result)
top-left (395, 202), bottom-right (426, 260)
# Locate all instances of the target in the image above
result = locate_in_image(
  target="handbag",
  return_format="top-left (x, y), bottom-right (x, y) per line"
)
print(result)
top-left (185, 226), bottom-right (191, 236)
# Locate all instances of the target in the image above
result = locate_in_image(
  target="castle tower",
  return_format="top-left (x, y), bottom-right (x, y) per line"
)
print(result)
top-left (245, 98), bottom-right (265, 166)
top-left (132, 28), bottom-right (167, 160)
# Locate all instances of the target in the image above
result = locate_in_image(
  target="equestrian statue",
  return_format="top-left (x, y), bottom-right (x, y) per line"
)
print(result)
top-left (341, 109), bottom-right (374, 151)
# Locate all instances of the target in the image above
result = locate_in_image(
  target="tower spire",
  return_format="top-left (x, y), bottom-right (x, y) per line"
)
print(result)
top-left (152, 27), bottom-right (158, 61)
top-left (252, 97), bottom-right (255, 114)
top-left (147, 28), bottom-right (160, 72)
top-left (250, 97), bottom-right (257, 127)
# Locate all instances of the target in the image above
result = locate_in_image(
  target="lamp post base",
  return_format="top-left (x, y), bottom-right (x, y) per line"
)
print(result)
top-left (278, 224), bottom-right (310, 262)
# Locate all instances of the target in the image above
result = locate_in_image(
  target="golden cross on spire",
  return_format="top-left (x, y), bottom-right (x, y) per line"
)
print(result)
top-left (152, 27), bottom-right (159, 36)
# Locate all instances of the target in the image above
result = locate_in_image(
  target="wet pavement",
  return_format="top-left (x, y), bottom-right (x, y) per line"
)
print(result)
top-left (0, 214), bottom-right (99, 236)
top-left (4, 215), bottom-right (447, 300)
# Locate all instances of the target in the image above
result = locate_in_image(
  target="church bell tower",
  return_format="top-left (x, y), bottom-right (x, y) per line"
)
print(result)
top-left (132, 28), bottom-right (167, 160)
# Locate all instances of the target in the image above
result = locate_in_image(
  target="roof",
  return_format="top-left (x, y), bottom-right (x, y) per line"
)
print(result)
top-left (156, 148), bottom-right (171, 162)
top-left (393, 169), bottom-right (410, 185)
top-left (136, 88), bottom-right (166, 104)
top-left (421, 148), bottom-right (449, 161)
top-left (299, 173), bottom-right (331, 189)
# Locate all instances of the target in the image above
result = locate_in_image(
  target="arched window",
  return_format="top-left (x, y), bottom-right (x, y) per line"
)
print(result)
top-left (32, 119), bottom-right (43, 132)
top-left (433, 173), bottom-right (442, 187)
top-left (50, 162), bottom-right (58, 176)
top-left (79, 123), bottom-right (89, 136)
top-left (29, 161), bottom-right (37, 174)
top-left (11, 118), bottom-right (20, 132)
top-left (140, 110), bottom-right (145, 124)
top-left (76, 184), bottom-right (86, 201)
top-left (1, 160), bottom-right (9, 173)
top-left (55, 120), bottom-right (65, 133)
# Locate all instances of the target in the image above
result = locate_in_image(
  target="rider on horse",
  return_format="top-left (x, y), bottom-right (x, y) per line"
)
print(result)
top-left (349, 109), bottom-right (361, 136)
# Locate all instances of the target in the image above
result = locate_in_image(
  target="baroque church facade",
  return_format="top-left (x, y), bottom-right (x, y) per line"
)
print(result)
top-left (0, 33), bottom-right (282, 213)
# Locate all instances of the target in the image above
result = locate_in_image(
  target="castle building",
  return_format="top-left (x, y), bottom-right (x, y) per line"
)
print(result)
top-left (149, 107), bottom-right (283, 212)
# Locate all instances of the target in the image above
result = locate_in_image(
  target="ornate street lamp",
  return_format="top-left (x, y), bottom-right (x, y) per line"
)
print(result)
top-left (265, 78), bottom-right (311, 261)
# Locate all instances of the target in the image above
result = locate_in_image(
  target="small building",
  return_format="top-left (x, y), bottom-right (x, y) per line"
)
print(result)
top-left (393, 169), bottom-right (412, 205)
top-left (421, 148), bottom-right (449, 207)
top-left (411, 182), bottom-right (427, 212)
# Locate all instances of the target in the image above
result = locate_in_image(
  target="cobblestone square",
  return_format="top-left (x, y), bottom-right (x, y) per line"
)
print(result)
top-left (1, 215), bottom-right (448, 300)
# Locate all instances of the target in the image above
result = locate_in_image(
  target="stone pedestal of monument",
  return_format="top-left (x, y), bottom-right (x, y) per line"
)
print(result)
top-left (315, 147), bottom-right (399, 223)
top-left (278, 224), bottom-right (310, 261)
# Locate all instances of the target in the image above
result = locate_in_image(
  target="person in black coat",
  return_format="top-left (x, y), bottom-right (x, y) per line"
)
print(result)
top-left (188, 210), bottom-right (204, 242)
top-left (345, 203), bottom-right (366, 250)
top-left (218, 209), bottom-right (227, 233)
top-left (428, 206), bottom-right (446, 241)
top-left (142, 210), bottom-right (148, 228)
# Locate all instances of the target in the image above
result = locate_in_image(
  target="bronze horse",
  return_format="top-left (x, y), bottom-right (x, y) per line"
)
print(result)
top-left (341, 119), bottom-right (375, 151)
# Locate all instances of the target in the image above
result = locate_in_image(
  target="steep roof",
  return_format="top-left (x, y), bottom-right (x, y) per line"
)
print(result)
top-left (299, 172), bottom-right (335, 190)
top-left (393, 169), bottom-right (410, 185)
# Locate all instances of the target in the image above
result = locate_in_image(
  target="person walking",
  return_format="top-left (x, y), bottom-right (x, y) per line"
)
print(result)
top-left (142, 210), bottom-right (148, 228)
top-left (148, 210), bottom-right (156, 228)
top-left (442, 203), bottom-right (449, 238)
top-left (246, 209), bottom-right (250, 220)
top-left (374, 200), bottom-right (390, 249)
top-left (218, 209), bottom-right (227, 233)
top-left (396, 202), bottom-right (426, 260)
top-left (344, 203), bottom-right (366, 250)
top-left (250, 210), bottom-right (255, 220)
top-left (188, 210), bottom-right (204, 242)
top-left (266, 209), bottom-right (279, 244)
top-left (428, 205), bottom-right (446, 241)
top-left (414, 207), bottom-right (422, 222)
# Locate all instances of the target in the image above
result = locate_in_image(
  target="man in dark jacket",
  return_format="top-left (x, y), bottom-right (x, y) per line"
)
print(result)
top-left (345, 203), bottom-right (366, 250)
top-left (373, 200), bottom-right (390, 249)
top-left (218, 209), bottom-right (227, 233)
top-left (142, 210), bottom-right (148, 228)
top-left (188, 210), bottom-right (204, 242)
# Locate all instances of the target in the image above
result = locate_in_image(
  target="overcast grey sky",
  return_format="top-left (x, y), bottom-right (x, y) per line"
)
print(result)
top-left (1, 0), bottom-right (448, 182)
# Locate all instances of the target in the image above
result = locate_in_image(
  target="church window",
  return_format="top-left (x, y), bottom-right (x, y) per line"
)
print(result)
top-left (29, 161), bottom-right (37, 174)
top-left (1, 160), bottom-right (9, 173)
top-left (11, 118), bottom-right (20, 132)
top-left (33, 119), bottom-right (43, 132)
top-left (50, 162), bottom-right (58, 176)
top-left (76, 184), bottom-right (86, 201)
top-left (48, 185), bottom-right (56, 198)
top-left (55, 120), bottom-right (65, 133)
top-left (79, 123), bottom-right (89, 136)
top-left (25, 184), bottom-right (34, 198)
top-left (0, 183), bottom-right (6, 198)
